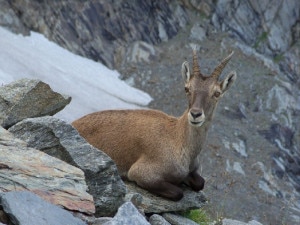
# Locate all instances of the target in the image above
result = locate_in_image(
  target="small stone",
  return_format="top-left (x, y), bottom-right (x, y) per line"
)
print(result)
top-left (149, 214), bottom-right (171, 225)
top-left (103, 202), bottom-right (150, 225)
top-left (190, 24), bottom-right (206, 41)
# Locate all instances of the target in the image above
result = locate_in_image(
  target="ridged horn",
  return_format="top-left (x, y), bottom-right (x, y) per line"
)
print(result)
top-left (192, 46), bottom-right (201, 77)
top-left (211, 51), bottom-right (234, 79)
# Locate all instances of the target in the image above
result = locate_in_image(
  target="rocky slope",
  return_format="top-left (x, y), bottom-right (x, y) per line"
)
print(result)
top-left (0, 0), bottom-right (299, 224)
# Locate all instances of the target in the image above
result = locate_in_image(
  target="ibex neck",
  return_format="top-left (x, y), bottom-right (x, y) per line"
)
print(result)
top-left (178, 110), bottom-right (212, 158)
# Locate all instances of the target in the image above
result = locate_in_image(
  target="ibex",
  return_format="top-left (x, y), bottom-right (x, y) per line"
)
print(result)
top-left (72, 49), bottom-right (236, 201)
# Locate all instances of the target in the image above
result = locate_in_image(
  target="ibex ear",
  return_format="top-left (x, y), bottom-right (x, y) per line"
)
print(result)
top-left (181, 61), bottom-right (191, 83)
top-left (221, 71), bottom-right (237, 93)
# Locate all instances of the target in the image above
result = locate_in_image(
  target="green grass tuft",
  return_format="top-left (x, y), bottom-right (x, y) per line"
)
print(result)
top-left (181, 208), bottom-right (211, 224)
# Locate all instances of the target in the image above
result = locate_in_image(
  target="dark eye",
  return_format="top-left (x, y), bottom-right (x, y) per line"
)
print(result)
top-left (214, 91), bottom-right (221, 98)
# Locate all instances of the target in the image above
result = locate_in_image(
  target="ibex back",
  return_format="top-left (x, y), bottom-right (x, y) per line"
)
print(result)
top-left (72, 49), bottom-right (237, 201)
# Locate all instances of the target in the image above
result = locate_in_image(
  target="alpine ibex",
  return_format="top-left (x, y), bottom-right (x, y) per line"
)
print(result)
top-left (72, 49), bottom-right (236, 201)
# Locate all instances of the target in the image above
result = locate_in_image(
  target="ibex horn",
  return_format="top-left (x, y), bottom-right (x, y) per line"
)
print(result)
top-left (212, 51), bottom-right (234, 79)
top-left (192, 46), bottom-right (201, 77)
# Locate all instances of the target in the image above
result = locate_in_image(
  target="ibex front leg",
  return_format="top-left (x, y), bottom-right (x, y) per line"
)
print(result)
top-left (185, 169), bottom-right (205, 191)
top-left (128, 160), bottom-right (184, 201)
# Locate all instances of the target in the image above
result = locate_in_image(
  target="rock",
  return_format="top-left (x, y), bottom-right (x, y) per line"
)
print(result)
top-left (3, 0), bottom-right (188, 68)
top-left (125, 181), bottom-right (207, 214)
top-left (0, 133), bottom-right (95, 215)
top-left (182, 0), bottom-right (212, 17)
top-left (149, 214), bottom-right (171, 225)
top-left (212, 0), bottom-right (300, 54)
top-left (103, 202), bottom-right (150, 225)
top-left (222, 218), bottom-right (263, 225)
top-left (190, 23), bottom-right (206, 41)
top-left (0, 208), bottom-right (9, 224)
top-left (223, 138), bottom-right (248, 158)
top-left (0, 78), bottom-right (71, 128)
top-left (162, 213), bottom-right (199, 225)
top-left (8, 116), bottom-right (126, 216)
top-left (226, 160), bottom-right (245, 176)
top-left (0, 191), bottom-right (86, 225)
top-left (279, 41), bottom-right (300, 82)
top-left (0, 126), bottom-right (27, 147)
top-left (0, 0), bottom-right (29, 35)
top-left (130, 41), bottom-right (156, 64)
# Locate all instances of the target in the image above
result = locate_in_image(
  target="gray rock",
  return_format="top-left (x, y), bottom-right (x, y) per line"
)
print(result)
top-left (212, 0), bottom-right (300, 54)
top-left (125, 181), bottom-right (207, 214)
top-left (0, 191), bottom-right (86, 225)
top-left (3, 0), bottom-right (188, 68)
top-left (149, 214), bottom-right (171, 225)
top-left (162, 213), bottom-right (199, 225)
top-left (92, 217), bottom-right (113, 225)
top-left (103, 202), bottom-right (150, 225)
top-left (0, 126), bottom-right (27, 147)
top-left (0, 133), bottom-right (95, 214)
top-left (190, 23), bottom-right (206, 41)
top-left (9, 116), bottom-right (126, 216)
top-left (222, 218), bottom-right (263, 225)
top-left (130, 41), bottom-right (156, 63)
top-left (0, 78), bottom-right (71, 128)
top-left (0, 0), bottom-right (29, 35)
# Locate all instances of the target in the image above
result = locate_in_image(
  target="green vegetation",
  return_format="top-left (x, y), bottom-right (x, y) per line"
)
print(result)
top-left (181, 208), bottom-right (212, 224)
top-left (253, 31), bottom-right (269, 49)
top-left (273, 53), bottom-right (284, 63)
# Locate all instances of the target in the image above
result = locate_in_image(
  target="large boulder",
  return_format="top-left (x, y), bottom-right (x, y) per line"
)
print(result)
top-left (0, 127), bottom-right (95, 215)
top-left (0, 191), bottom-right (86, 225)
top-left (8, 116), bottom-right (126, 216)
top-left (0, 78), bottom-right (71, 128)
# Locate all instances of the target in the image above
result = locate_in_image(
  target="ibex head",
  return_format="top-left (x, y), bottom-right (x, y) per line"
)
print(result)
top-left (181, 49), bottom-right (236, 127)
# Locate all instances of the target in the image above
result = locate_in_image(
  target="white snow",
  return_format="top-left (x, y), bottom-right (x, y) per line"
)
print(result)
top-left (0, 27), bottom-right (152, 122)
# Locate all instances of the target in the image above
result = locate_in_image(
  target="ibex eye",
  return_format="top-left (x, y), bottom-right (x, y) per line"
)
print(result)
top-left (214, 91), bottom-right (221, 98)
top-left (184, 87), bottom-right (189, 93)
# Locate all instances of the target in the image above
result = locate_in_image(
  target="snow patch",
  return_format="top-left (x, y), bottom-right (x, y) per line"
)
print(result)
top-left (0, 27), bottom-right (152, 122)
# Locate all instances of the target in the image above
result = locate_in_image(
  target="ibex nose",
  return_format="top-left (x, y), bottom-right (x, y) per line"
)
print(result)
top-left (190, 109), bottom-right (203, 119)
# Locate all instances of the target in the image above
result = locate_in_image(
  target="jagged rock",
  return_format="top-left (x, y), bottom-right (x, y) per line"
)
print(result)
top-left (149, 214), bottom-right (171, 225)
top-left (0, 78), bottom-right (71, 128)
top-left (162, 213), bottom-right (199, 225)
top-left (125, 181), bottom-right (207, 214)
top-left (0, 130), bottom-right (95, 215)
top-left (0, 0), bottom-right (29, 35)
top-left (2, 0), bottom-right (188, 68)
top-left (103, 202), bottom-right (150, 225)
top-left (0, 191), bottom-right (86, 225)
top-left (212, 0), bottom-right (300, 55)
top-left (8, 116), bottom-right (126, 216)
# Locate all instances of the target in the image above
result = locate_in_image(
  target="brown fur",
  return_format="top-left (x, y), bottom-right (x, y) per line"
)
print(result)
top-left (72, 50), bottom-right (236, 200)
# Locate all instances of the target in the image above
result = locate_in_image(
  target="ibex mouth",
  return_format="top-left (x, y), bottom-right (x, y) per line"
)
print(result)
top-left (190, 120), bottom-right (204, 127)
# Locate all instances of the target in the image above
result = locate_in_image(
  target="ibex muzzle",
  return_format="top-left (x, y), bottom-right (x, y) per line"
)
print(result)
top-left (72, 49), bottom-right (236, 201)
